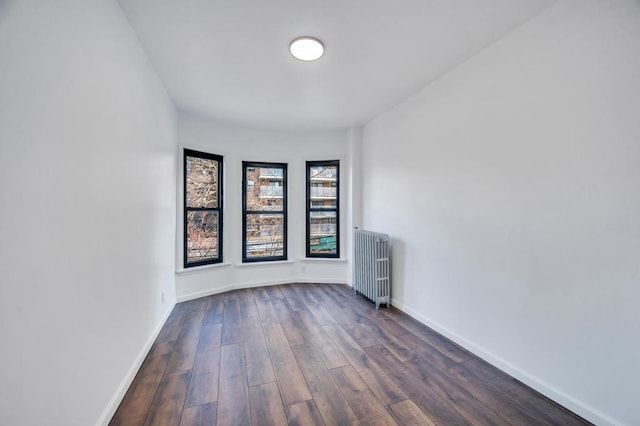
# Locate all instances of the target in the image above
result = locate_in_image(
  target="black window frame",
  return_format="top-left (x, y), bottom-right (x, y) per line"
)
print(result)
top-left (183, 148), bottom-right (223, 268)
top-left (242, 161), bottom-right (288, 262)
top-left (306, 160), bottom-right (340, 258)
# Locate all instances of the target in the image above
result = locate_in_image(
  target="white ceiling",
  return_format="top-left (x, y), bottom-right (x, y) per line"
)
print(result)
top-left (118, 0), bottom-right (555, 131)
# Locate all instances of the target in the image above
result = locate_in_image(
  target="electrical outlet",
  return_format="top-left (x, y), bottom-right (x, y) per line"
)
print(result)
top-left (161, 291), bottom-right (164, 304)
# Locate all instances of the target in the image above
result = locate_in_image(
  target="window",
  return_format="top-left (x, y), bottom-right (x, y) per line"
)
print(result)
top-left (183, 149), bottom-right (223, 268)
top-left (242, 162), bottom-right (287, 262)
top-left (306, 160), bottom-right (339, 258)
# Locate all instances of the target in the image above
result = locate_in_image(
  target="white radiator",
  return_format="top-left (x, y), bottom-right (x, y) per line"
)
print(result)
top-left (353, 228), bottom-right (390, 309)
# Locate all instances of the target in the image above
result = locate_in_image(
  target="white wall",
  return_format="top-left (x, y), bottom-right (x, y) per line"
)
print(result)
top-left (346, 127), bottom-right (364, 284)
top-left (0, 1), bottom-right (177, 425)
top-left (176, 113), bottom-right (351, 300)
top-left (362, 0), bottom-right (640, 424)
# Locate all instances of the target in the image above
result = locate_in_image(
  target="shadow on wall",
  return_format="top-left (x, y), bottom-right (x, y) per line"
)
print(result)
top-left (390, 238), bottom-right (405, 305)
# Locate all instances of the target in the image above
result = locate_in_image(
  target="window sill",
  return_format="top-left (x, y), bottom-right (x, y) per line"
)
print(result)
top-left (236, 260), bottom-right (295, 267)
top-left (300, 257), bottom-right (347, 263)
top-left (176, 262), bottom-right (231, 275)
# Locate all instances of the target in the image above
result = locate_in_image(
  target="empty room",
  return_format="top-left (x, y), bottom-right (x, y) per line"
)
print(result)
top-left (1, 0), bottom-right (639, 425)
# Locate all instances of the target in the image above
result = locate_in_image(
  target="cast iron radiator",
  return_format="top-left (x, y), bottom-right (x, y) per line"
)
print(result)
top-left (353, 228), bottom-right (390, 309)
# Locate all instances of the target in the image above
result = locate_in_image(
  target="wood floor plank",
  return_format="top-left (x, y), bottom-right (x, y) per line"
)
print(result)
top-left (286, 400), bottom-right (325, 426)
top-left (459, 357), bottom-right (513, 382)
top-left (111, 414), bottom-right (146, 426)
top-left (263, 322), bottom-right (312, 405)
top-left (185, 296), bottom-right (210, 314)
top-left (166, 308), bottom-right (205, 373)
top-left (340, 323), bottom-right (379, 348)
top-left (346, 312), bottom-right (414, 362)
top-left (216, 343), bottom-right (251, 426)
top-left (327, 296), bottom-right (396, 342)
top-left (321, 287), bottom-right (348, 310)
top-left (203, 295), bottom-right (225, 325)
top-left (403, 356), bottom-right (511, 426)
top-left (364, 345), bottom-right (472, 426)
top-left (144, 371), bottom-right (191, 426)
top-left (185, 371), bottom-right (219, 410)
top-left (265, 284), bottom-right (288, 305)
top-left (310, 284), bottom-right (360, 323)
top-left (156, 306), bottom-right (186, 343)
top-left (184, 324), bottom-right (222, 407)
top-left (446, 362), bottom-right (544, 426)
top-left (380, 307), bottom-right (472, 364)
top-left (110, 341), bottom-right (175, 425)
top-left (198, 322), bottom-right (223, 347)
top-left (324, 324), bottom-right (407, 406)
top-left (278, 284), bottom-right (306, 311)
top-left (242, 316), bottom-right (276, 387)
top-left (291, 343), bottom-right (359, 425)
top-left (329, 365), bottom-right (397, 425)
top-left (315, 299), bottom-right (356, 325)
top-left (221, 293), bottom-right (242, 345)
top-left (292, 284), bottom-right (337, 326)
top-left (331, 285), bottom-right (381, 310)
top-left (270, 292), bottom-right (308, 346)
top-left (387, 400), bottom-right (435, 426)
top-left (326, 285), bottom-right (371, 309)
top-left (460, 359), bottom-right (559, 424)
top-left (321, 283), bottom-right (355, 302)
top-left (249, 382), bottom-right (288, 426)
top-left (358, 413), bottom-right (397, 426)
top-left (293, 309), bottom-right (349, 369)
top-left (399, 331), bottom-right (457, 372)
top-left (350, 304), bottom-right (411, 339)
top-left (180, 402), bottom-right (217, 426)
top-left (165, 331), bottom-right (200, 374)
top-left (308, 283), bottom-right (341, 306)
top-left (461, 359), bottom-right (590, 425)
top-left (238, 288), bottom-right (260, 318)
top-left (325, 298), bottom-right (366, 324)
top-left (254, 287), bottom-right (279, 325)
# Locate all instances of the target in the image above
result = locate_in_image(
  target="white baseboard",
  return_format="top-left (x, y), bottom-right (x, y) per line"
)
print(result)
top-left (295, 277), bottom-right (348, 285)
top-left (390, 298), bottom-right (621, 426)
top-left (177, 277), bottom-right (348, 302)
top-left (96, 302), bottom-right (176, 426)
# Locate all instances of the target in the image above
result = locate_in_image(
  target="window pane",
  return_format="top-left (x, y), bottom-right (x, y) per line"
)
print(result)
top-left (309, 211), bottom-right (337, 255)
top-left (309, 165), bottom-right (337, 180)
top-left (308, 166), bottom-right (337, 209)
top-left (245, 214), bottom-right (284, 258)
top-left (245, 166), bottom-right (284, 211)
top-left (186, 211), bottom-right (219, 263)
top-left (186, 156), bottom-right (218, 208)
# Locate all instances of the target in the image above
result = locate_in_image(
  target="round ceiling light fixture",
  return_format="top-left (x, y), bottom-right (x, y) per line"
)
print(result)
top-left (289, 36), bottom-right (324, 61)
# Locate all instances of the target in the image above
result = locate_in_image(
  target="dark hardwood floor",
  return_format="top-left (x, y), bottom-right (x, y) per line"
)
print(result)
top-left (110, 283), bottom-right (591, 426)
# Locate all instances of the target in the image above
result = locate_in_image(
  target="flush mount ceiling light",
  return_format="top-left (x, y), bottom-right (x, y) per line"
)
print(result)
top-left (289, 36), bottom-right (324, 61)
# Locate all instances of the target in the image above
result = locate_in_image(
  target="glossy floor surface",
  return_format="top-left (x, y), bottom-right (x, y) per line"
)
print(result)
top-left (110, 283), bottom-right (591, 425)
